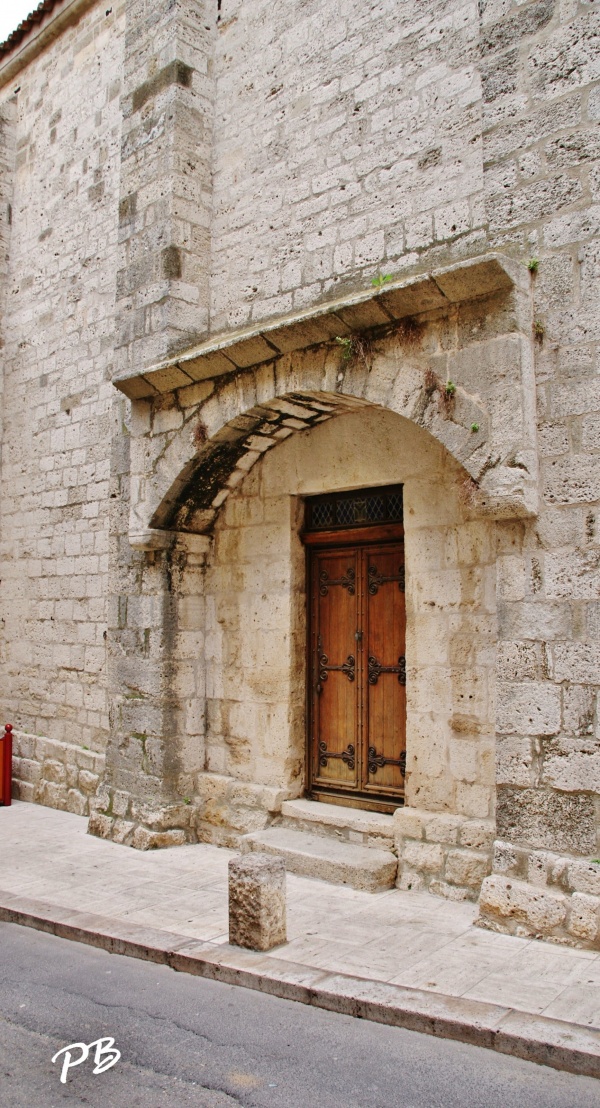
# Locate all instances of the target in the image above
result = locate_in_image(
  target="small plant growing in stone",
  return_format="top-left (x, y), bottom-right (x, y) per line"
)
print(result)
top-left (534, 320), bottom-right (545, 344)
top-left (335, 333), bottom-right (373, 371)
top-left (183, 797), bottom-right (191, 805)
top-left (440, 379), bottom-right (457, 416)
top-left (424, 367), bottom-right (439, 394)
top-left (471, 423), bottom-right (480, 433)
top-left (527, 258), bottom-right (539, 273)
top-left (335, 336), bottom-right (354, 361)
top-left (395, 316), bottom-right (422, 348)
top-left (371, 273), bottom-right (393, 290)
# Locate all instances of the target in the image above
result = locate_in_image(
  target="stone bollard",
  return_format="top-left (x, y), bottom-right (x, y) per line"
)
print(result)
top-left (228, 852), bottom-right (287, 951)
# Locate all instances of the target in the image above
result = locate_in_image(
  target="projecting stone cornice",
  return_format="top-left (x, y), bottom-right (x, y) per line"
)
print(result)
top-left (113, 253), bottom-right (527, 400)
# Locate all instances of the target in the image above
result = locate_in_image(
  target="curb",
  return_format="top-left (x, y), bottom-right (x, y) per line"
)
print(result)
top-left (1, 890), bottom-right (598, 1079)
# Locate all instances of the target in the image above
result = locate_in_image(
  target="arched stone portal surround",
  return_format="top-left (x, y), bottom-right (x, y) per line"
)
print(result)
top-left (201, 409), bottom-right (498, 898)
top-left (91, 276), bottom-right (541, 905)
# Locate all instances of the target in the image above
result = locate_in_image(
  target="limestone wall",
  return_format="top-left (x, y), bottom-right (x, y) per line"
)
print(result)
top-left (0, 1), bottom-right (125, 808)
top-left (475, 0), bottom-right (600, 943)
top-left (211, 0), bottom-right (485, 331)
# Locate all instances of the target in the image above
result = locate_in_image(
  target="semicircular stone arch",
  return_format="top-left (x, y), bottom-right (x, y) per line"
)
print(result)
top-left (137, 337), bottom-right (513, 540)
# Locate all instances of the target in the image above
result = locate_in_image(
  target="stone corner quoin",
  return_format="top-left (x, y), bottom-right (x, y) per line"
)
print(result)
top-left (0, 0), bottom-right (599, 948)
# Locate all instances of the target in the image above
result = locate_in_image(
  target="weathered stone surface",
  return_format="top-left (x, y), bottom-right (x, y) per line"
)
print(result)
top-left (567, 893), bottom-right (600, 943)
top-left (496, 683), bottom-right (561, 736)
top-left (241, 827), bottom-right (397, 893)
top-left (497, 788), bottom-right (597, 855)
top-left (478, 875), bottom-right (567, 933)
top-left (228, 852), bottom-right (286, 951)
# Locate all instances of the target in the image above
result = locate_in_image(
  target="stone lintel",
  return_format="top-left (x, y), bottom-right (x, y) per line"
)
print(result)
top-left (113, 253), bottom-right (524, 400)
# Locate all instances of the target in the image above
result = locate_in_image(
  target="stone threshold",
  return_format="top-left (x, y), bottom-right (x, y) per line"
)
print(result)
top-left (113, 252), bottom-right (524, 399)
top-left (1, 889), bottom-right (598, 1078)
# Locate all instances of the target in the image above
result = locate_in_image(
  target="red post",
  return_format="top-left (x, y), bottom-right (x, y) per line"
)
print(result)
top-left (1, 724), bottom-right (12, 806)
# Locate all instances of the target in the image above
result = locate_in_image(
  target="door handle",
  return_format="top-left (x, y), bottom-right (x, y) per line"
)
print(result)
top-left (354, 630), bottom-right (363, 642)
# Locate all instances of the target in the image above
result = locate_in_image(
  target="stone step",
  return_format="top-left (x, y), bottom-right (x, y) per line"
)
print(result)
top-left (240, 826), bottom-right (397, 892)
top-left (279, 798), bottom-right (396, 852)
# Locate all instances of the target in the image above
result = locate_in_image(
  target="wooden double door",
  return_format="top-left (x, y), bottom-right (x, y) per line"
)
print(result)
top-left (307, 537), bottom-right (406, 810)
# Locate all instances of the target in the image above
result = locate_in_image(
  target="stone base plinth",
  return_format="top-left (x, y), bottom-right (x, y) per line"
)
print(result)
top-left (86, 774), bottom-right (288, 850)
top-left (229, 851), bottom-right (287, 951)
top-left (476, 841), bottom-right (600, 949)
top-left (394, 807), bottom-right (494, 902)
top-left (11, 730), bottom-right (105, 818)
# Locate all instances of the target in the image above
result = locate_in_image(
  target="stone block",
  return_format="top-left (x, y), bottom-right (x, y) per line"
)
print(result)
top-left (42, 759), bottom-right (67, 784)
top-left (112, 819), bottom-right (136, 845)
top-left (496, 735), bottom-right (535, 787)
top-left (459, 819), bottom-right (495, 851)
top-left (65, 789), bottom-right (88, 816)
top-left (229, 852), bottom-right (287, 951)
top-left (478, 875), bottom-right (568, 933)
top-left (445, 849), bottom-right (490, 889)
top-left (497, 787), bottom-right (597, 855)
top-left (567, 861), bottom-right (600, 898)
top-left (35, 780), bottom-right (66, 809)
top-left (13, 733), bottom-right (35, 759)
top-left (422, 811), bottom-right (465, 844)
top-left (15, 757), bottom-right (42, 784)
top-left (87, 812), bottom-right (115, 840)
top-left (496, 682), bottom-right (561, 736)
top-left (402, 841), bottom-right (444, 874)
top-left (429, 879), bottom-right (471, 902)
top-left (392, 807), bottom-right (426, 840)
top-left (567, 893), bottom-right (600, 943)
top-left (131, 827), bottom-right (188, 850)
top-left (79, 770), bottom-right (100, 794)
top-left (543, 749), bottom-right (600, 794)
top-left (397, 868), bottom-right (425, 892)
top-left (12, 780), bottom-right (32, 802)
top-left (492, 839), bottom-right (525, 877)
top-left (66, 765), bottom-right (79, 789)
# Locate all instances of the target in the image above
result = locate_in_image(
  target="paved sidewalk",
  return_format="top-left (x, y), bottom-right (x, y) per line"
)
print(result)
top-left (1, 801), bottom-right (599, 1076)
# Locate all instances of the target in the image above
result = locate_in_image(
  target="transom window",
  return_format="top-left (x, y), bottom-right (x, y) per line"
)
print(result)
top-left (305, 485), bottom-right (404, 532)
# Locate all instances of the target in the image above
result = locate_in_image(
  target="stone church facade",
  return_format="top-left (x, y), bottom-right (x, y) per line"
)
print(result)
top-left (1, 0), bottom-right (599, 947)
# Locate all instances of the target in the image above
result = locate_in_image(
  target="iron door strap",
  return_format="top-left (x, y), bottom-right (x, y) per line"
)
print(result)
top-left (367, 564), bottom-right (405, 594)
top-left (318, 653), bottom-right (355, 684)
top-left (367, 655), bottom-right (406, 686)
top-left (316, 633), bottom-right (355, 685)
top-left (368, 748), bottom-right (407, 777)
top-left (319, 740), bottom-right (355, 770)
top-left (319, 568), bottom-right (355, 596)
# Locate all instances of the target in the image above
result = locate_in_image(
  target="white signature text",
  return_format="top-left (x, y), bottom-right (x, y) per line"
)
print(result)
top-left (52, 1037), bottom-right (121, 1084)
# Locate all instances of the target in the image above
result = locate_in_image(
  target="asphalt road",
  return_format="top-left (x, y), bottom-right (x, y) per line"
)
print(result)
top-left (1, 922), bottom-right (598, 1108)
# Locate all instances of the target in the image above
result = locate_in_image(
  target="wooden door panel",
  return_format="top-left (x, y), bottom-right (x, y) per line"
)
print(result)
top-left (311, 549), bottom-right (359, 789)
top-left (364, 544), bottom-right (406, 793)
top-left (308, 537), bottom-right (406, 804)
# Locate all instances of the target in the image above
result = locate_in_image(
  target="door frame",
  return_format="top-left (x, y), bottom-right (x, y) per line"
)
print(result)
top-left (302, 520), bottom-right (406, 814)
